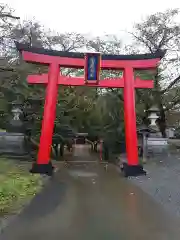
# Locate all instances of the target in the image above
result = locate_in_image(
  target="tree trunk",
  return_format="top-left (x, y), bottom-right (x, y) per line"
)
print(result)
top-left (158, 105), bottom-right (167, 138)
top-left (154, 72), bottom-right (167, 138)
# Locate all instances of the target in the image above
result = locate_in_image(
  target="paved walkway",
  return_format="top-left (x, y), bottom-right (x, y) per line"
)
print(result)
top-left (1, 145), bottom-right (180, 239)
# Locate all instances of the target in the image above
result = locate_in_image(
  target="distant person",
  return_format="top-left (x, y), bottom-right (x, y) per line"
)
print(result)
top-left (94, 138), bottom-right (98, 152)
top-left (52, 133), bottom-right (64, 159)
top-left (102, 139), bottom-right (109, 161)
top-left (66, 139), bottom-right (73, 152)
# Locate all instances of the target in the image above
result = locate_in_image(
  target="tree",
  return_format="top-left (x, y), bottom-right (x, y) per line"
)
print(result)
top-left (0, 3), bottom-right (20, 64)
top-left (129, 9), bottom-right (180, 136)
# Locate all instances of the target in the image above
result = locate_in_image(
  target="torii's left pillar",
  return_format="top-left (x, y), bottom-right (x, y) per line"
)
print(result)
top-left (30, 62), bottom-right (59, 175)
top-left (19, 47), bottom-right (60, 176)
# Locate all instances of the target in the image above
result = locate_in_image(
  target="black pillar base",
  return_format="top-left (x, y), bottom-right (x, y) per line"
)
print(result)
top-left (30, 162), bottom-right (54, 176)
top-left (121, 163), bottom-right (146, 177)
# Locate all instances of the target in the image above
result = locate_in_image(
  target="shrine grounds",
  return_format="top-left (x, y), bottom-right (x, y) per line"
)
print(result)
top-left (1, 143), bottom-right (180, 238)
top-left (130, 146), bottom-right (180, 219)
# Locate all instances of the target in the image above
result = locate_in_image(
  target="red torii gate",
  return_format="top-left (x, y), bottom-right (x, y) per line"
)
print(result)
top-left (16, 42), bottom-right (164, 177)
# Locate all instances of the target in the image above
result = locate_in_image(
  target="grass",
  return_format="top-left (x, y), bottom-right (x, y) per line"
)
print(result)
top-left (0, 158), bottom-right (43, 217)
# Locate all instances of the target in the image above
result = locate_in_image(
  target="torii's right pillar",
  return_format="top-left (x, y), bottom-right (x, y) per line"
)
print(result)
top-left (122, 49), bottom-right (165, 177)
top-left (122, 66), bottom-right (146, 177)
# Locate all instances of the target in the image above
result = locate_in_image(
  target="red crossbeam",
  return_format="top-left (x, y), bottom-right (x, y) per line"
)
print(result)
top-left (22, 50), bottom-right (160, 70)
top-left (27, 74), bottom-right (153, 89)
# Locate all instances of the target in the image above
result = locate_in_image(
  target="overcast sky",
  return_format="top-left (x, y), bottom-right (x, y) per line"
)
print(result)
top-left (4, 0), bottom-right (180, 38)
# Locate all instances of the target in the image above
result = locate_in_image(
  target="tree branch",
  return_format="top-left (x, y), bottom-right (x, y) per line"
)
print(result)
top-left (0, 13), bottom-right (20, 20)
top-left (165, 98), bottom-right (180, 111)
top-left (161, 75), bottom-right (180, 94)
top-left (126, 31), bottom-right (153, 53)
top-left (109, 88), bottom-right (124, 101)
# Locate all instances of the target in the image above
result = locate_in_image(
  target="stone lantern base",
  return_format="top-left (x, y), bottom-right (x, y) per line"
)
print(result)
top-left (0, 132), bottom-right (30, 158)
top-left (0, 101), bottom-right (31, 159)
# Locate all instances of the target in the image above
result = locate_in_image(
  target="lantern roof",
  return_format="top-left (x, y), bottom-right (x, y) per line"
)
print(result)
top-left (148, 106), bottom-right (159, 112)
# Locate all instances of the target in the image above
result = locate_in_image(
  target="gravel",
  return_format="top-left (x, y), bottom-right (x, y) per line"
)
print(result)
top-left (130, 150), bottom-right (180, 219)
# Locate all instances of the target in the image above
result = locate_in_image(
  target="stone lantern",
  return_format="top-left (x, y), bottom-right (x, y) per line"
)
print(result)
top-left (7, 101), bottom-right (25, 133)
top-left (146, 105), bottom-right (168, 154)
top-left (0, 100), bottom-right (29, 156)
top-left (147, 106), bottom-right (159, 128)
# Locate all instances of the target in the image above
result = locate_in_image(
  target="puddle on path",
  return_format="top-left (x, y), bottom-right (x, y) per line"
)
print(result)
top-left (68, 170), bottom-right (98, 178)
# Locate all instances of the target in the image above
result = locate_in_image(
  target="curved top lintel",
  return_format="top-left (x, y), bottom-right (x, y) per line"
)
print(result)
top-left (15, 42), bottom-right (166, 61)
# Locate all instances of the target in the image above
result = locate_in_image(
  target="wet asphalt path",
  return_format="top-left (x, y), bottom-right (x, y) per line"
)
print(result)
top-left (1, 145), bottom-right (180, 240)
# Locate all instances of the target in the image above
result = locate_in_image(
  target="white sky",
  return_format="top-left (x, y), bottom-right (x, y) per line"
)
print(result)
top-left (3, 0), bottom-right (180, 38)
